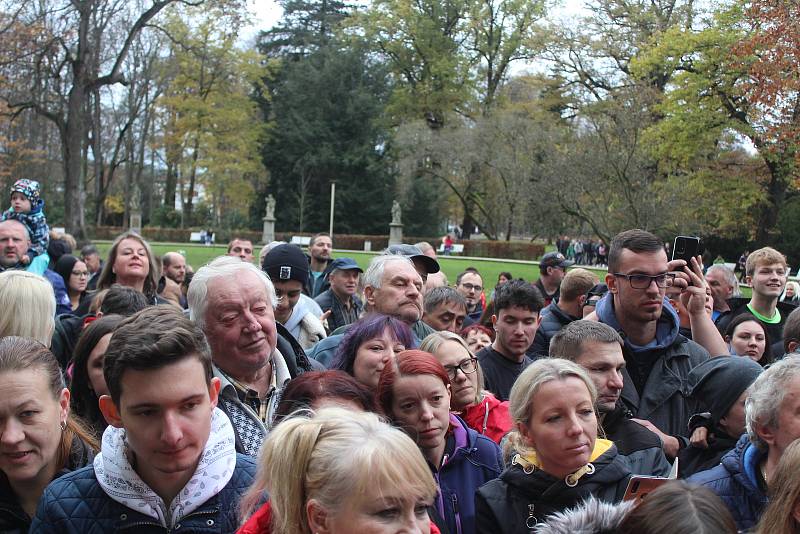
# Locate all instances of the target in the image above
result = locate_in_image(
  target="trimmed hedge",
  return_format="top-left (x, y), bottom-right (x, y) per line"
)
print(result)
top-left (86, 227), bottom-right (544, 260)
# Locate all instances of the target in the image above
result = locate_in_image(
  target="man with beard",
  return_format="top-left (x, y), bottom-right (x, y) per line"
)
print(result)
top-left (307, 233), bottom-right (333, 297)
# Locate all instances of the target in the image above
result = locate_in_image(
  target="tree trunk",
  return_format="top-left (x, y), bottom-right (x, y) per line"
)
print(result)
top-left (186, 136), bottom-right (200, 221)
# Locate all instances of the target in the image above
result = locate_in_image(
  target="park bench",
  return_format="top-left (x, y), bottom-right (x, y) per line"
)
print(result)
top-left (291, 235), bottom-right (312, 247)
top-left (438, 243), bottom-right (465, 255)
top-left (189, 232), bottom-right (203, 242)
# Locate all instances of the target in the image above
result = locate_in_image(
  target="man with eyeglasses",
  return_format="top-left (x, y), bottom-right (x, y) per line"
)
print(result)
top-left (457, 269), bottom-right (485, 327)
top-left (594, 229), bottom-right (709, 459)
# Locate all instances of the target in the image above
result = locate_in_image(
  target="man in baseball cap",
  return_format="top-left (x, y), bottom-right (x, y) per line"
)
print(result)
top-left (384, 244), bottom-right (440, 283)
top-left (314, 257), bottom-right (364, 332)
top-left (262, 244), bottom-right (326, 349)
top-left (535, 251), bottom-right (574, 306)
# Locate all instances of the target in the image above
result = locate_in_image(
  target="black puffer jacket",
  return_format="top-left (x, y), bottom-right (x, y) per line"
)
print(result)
top-left (475, 441), bottom-right (632, 534)
top-left (0, 436), bottom-right (94, 533)
top-left (529, 303), bottom-right (578, 357)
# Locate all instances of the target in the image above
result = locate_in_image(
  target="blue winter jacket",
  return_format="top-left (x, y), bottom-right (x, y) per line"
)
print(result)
top-left (688, 434), bottom-right (768, 532)
top-left (30, 454), bottom-right (256, 533)
top-left (436, 414), bottom-right (504, 534)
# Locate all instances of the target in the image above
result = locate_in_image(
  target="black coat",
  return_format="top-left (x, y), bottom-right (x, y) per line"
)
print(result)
top-left (475, 443), bottom-right (632, 534)
top-left (529, 303), bottom-right (577, 357)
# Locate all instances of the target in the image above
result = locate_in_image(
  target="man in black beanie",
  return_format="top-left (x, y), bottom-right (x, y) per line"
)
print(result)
top-left (262, 244), bottom-right (326, 350)
top-left (679, 356), bottom-right (763, 477)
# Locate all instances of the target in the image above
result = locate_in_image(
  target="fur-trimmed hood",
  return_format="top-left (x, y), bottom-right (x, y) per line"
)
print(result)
top-left (533, 496), bottom-right (634, 534)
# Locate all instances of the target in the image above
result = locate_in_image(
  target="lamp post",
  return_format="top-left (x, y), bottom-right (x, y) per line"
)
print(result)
top-left (329, 181), bottom-right (336, 237)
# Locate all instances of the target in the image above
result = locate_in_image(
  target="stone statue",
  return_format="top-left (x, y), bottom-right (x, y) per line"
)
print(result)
top-left (391, 200), bottom-right (402, 225)
top-left (265, 194), bottom-right (276, 219)
top-left (129, 183), bottom-right (141, 212)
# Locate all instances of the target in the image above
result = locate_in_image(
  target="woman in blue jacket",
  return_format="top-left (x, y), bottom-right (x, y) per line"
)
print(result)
top-left (378, 349), bottom-right (504, 534)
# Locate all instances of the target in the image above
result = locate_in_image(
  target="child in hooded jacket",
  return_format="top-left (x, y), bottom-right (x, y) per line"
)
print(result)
top-left (1, 179), bottom-right (49, 264)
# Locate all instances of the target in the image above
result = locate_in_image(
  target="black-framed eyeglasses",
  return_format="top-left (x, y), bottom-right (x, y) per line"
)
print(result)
top-left (460, 282), bottom-right (483, 292)
top-left (613, 272), bottom-right (675, 290)
top-left (443, 358), bottom-right (478, 380)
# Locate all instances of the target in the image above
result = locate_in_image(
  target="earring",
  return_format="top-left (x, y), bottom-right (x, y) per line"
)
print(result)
top-left (60, 420), bottom-right (67, 431)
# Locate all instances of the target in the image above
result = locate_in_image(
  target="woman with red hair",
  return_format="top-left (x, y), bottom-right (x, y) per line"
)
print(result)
top-left (378, 349), bottom-right (503, 534)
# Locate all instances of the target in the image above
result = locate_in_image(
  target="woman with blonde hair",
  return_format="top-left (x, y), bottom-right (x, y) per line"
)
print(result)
top-left (420, 331), bottom-right (512, 443)
top-left (476, 358), bottom-right (634, 533)
top-left (756, 438), bottom-right (800, 534)
top-left (0, 270), bottom-right (56, 346)
top-left (0, 337), bottom-right (98, 531)
top-left (238, 407), bottom-right (441, 534)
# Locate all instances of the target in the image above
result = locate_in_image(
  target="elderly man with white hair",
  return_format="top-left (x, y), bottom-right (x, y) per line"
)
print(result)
top-left (307, 254), bottom-right (436, 366)
top-left (689, 354), bottom-right (800, 531)
top-left (188, 255), bottom-right (311, 456)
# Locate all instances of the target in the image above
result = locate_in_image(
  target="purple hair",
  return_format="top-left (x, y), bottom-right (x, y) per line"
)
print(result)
top-left (331, 313), bottom-right (415, 376)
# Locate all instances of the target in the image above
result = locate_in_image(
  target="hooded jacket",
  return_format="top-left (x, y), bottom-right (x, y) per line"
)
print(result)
top-left (1, 198), bottom-right (49, 260)
top-left (31, 409), bottom-right (256, 533)
top-left (282, 294), bottom-right (326, 350)
top-left (595, 293), bottom-right (709, 438)
top-left (475, 439), bottom-right (632, 534)
top-left (0, 436), bottom-right (94, 534)
top-left (461, 392), bottom-right (513, 444)
top-left (435, 414), bottom-right (504, 534)
top-left (687, 433), bottom-right (768, 531)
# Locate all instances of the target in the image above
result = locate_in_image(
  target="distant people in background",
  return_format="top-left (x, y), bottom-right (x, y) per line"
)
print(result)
top-left (582, 283), bottom-right (608, 317)
top-left (227, 237), bottom-right (254, 263)
top-left (680, 357), bottom-right (763, 478)
top-left (314, 257), bottom-right (364, 332)
top-left (329, 314), bottom-right (413, 388)
top-left (461, 324), bottom-right (494, 354)
top-left (54, 254), bottom-right (89, 312)
top-left (782, 281), bottom-right (800, 306)
top-left (725, 314), bottom-right (773, 366)
top-left (735, 250), bottom-right (749, 282)
top-left (422, 286), bottom-right (467, 334)
top-left (0, 337), bottom-right (97, 532)
top-left (308, 232), bottom-right (333, 297)
top-left (262, 244), bottom-right (326, 350)
top-left (535, 251), bottom-right (574, 306)
top-left (421, 331), bottom-right (513, 443)
top-left (475, 279), bottom-right (544, 401)
top-left (0, 179), bottom-right (49, 265)
top-left (717, 247), bottom-right (794, 356)
top-left (457, 269), bottom-right (485, 327)
top-left (81, 244), bottom-right (102, 290)
top-left (489, 271), bottom-right (512, 301)
top-left (68, 315), bottom-right (125, 435)
top-left (530, 268), bottom-right (599, 357)
top-left (706, 264), bottom-right (740, 323)
top-left (443, 233), bottom-right (454, 255)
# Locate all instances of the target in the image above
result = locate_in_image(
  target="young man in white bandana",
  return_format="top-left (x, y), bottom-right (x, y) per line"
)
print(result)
top-left (32, 307), bottom-right (256, 532)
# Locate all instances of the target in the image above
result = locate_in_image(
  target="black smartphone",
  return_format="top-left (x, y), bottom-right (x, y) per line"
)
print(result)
top-left (672, 236), bottom-right (701, 263)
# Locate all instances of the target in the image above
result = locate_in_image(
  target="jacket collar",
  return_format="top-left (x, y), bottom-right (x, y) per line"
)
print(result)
top-left (93, 407), bottom-right (237, 529)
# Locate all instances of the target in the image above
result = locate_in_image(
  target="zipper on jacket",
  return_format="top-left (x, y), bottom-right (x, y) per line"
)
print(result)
top-left (450, 493), bottom-right (462, 534)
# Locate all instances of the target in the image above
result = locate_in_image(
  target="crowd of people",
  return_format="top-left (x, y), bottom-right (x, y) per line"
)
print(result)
top-left (3, 211), bottom-right (800, 533)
